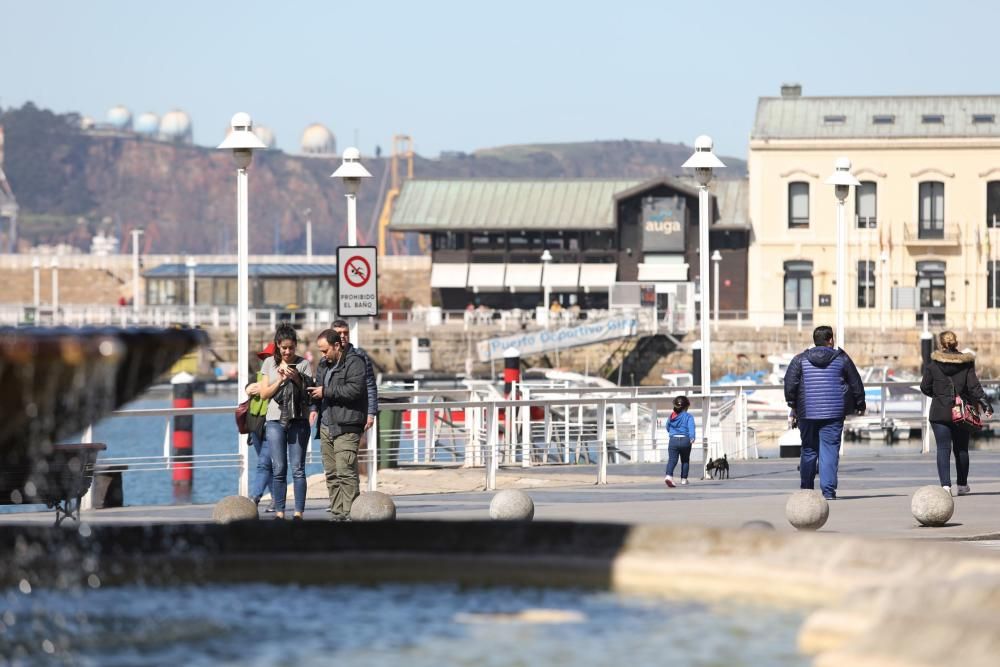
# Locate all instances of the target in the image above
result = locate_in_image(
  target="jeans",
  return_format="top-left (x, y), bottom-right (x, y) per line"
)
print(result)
top-left (321, 427), bottom-right (361, 519)
top-left (665, 435), bottom-right (692, 479)
top-left (267, 419), bottom-right (309, 513)
top-left (798, 418), bottom-right (843, 499)
top-left (931, 422), bottom-right (970, 487)
top-left (249, 430), bottom-right (273, 502)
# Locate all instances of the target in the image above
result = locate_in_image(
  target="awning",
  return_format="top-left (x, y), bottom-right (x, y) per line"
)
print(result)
top-left (637, 263), bottom-right (689, 282)
top-left (504, 263), bottom-right (543, 290)
top-left (467, 263), bottom-right (507, 292)
top-left (430, 263), bottom-right (469, 288)
top-left (578, 264), bottom-right (618, 291)
top-left (542, 264), bottom-right (581, 291)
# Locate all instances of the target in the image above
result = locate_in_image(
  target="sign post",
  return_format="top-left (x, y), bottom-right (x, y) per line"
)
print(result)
top-left (337, 246), bottom-right (379, 317)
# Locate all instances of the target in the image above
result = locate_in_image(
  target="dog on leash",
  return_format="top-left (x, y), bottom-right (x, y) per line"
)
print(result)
top-left (705, 455), bottom-right (730, 480)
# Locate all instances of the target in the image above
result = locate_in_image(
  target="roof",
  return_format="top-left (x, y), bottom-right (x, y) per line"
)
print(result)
top-left (711, 178), bottom-right (749, 229)
top-left (389, 179), bottom-right (642, 232)
top-left (752, 95), bottom-right (1000, 140)
top-left (143, 263), bottom-right (338, 279)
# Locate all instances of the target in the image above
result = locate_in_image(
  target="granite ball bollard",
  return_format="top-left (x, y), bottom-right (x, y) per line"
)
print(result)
top-left (741, 520), bottom-right (776, 531)
top-left (489, 490), bottom-right (535, 521)
top-left (785, 490), bottom-right (830, 531)
top-left (212, 495), bottom-right (259, 523)
top-left (350, 492), bottom-right (397, 522)
top-left (911, 485), bottom-right (955, 527)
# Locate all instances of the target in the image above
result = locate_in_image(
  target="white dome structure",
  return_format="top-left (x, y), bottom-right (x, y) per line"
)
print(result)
top-left (105, 105), bottom-right (132, 130)
top-left (135, 112), bottom-right (159, 135)
top-left (159, 109), bottom-right (193, 143)
top-left (253, 125), bottom-right (277, 149)
top-left (79, 116), bottom-right (96, 130)
top-left (300, 123), bottom-right (336, 156)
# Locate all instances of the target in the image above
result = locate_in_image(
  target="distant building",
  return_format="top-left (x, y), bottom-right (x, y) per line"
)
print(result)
top-left (0, 126), bottom-right (18, 253)
top-left (143, 263), bottom-right (337, 309)
top-left (300, 123), bottom-right (336, 156)
top-left (748, 85), bottom-right (1000, 329)
top-left (389, 178), bottom-right (749, 313)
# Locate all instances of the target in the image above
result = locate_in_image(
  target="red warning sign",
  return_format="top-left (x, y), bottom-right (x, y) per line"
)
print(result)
top-left (344, 255), bottom-right (371, 287)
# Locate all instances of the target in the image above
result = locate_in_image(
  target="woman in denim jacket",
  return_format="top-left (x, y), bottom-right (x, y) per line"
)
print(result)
top-left (665, 395), bottom-right (695, 488)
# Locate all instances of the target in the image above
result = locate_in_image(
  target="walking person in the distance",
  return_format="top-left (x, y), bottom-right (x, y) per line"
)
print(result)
top-left (664, 395), bottom-right (695, 487)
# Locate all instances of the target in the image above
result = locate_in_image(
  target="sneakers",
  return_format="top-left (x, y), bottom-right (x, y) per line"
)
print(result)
top-left (664, 476), bottom-right (676, 488)
top-left (957, 485), bottom-right (971, 496)
top-left (680, 479), bottom-right (689, 486)
top-left (942, 486), bottom-right (952, 496)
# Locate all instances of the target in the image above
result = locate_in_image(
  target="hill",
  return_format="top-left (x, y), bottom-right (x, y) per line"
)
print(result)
top-left (0, 103), bottom-right (746, 254)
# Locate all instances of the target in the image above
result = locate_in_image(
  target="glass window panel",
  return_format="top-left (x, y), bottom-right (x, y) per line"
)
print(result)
top-left (302, 279), bottom-right (336, 307)
top-left (856, 181), bottom-right (877, 227)
top-left (262, 279), bottom-right (298, 307)
top-left (987, 182), bottom-right (1000, 228)
top-left (788, 182), bottom-right (810, 227)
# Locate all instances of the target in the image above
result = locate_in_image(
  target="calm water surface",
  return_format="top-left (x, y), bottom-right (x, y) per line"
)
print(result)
top-left (0, 583), bottom-right (808, 667)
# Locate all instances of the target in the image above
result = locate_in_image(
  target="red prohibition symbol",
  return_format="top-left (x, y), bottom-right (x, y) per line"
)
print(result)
top-left (344, 256), bottom-right (371, 288)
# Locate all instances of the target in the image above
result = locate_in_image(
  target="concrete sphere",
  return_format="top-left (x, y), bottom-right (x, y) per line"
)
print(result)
top-left (785, 490), bottom-right (830, 531)
top-left (911, 485), bottom-right (955, 527)
top-left (212, 495), bottom-right (259, 523)
top-left (489, 489), bottom-right (535, 521)
top-left (350, 492), bottom-right (397, 522)
top-left (741, 520), bottom-right (776, 531)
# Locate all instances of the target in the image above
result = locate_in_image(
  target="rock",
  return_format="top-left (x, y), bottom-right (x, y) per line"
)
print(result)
top-left (911, 485), bottom-right (954, 527)
top-left (786, 490), bottom-right (830, 531)
top-left (741, 520), bottom-right (776, 531)
top-left (489, 489), bottom-right (534, 521)
top-left (212, 495), bottom-right (258, 523)
top-left (350, 492), bottom-right (397, 522)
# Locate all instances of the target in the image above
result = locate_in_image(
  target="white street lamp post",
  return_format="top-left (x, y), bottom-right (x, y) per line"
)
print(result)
top-left (540, 248), bottom-right (553, 329)
top-left (50, 256), bottom-right (59, 325)
top-left (218, 112), bottom-right (267, 497)
top-left (682, 135), bottom-right (725, 474)
top-left (32, 256), bottom-right (40, 313)
top-left (879, 250), bottom-right (889, 333)
top-left (331, 147), bottom-right (372, 346)
top-left (304, 208), bottom-right (313, 263)
top-left (186, 256), bottom-right (197, 328)
top-left (825, 157), bottom-right (861, 350)
top-left (711, 249), bottom-right (722, 333)
top-left (131, 229), bottom-right (144, 318)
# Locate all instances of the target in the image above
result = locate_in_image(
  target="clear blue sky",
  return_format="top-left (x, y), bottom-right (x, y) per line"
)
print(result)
top-left (3, 0), bottom-right (996, 160)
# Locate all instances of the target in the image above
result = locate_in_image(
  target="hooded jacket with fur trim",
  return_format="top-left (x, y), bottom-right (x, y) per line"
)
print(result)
top-left (920, 350), bottom-right (992, 423)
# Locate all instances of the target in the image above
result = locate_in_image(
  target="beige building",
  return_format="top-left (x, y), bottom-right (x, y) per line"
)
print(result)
top-left (748, 85), bottom-right (1000, 333)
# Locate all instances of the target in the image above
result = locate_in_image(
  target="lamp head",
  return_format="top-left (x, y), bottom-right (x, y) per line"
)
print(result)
top-left (710, 249), bottom-right (722, 262)
top-left (825, 156), bottom-right (861, 200)
top-left (185, 256), bottom-right (197, 269)
top-left (331, 147), bottom-right (372, 194)
top-left (682, 134), bottom-right (726, 184)
top-left (217, 112), bottom-right (267, 166)
top-left (540, 249), bottom-right (553, 262)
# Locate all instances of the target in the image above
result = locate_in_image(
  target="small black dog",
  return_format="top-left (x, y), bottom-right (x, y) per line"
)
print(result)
top-left (705, 455), bottom-right (730, 480)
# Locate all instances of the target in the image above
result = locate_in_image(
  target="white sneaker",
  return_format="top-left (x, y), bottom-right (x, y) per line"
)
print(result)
top-left (957, 485), bottom-right (971, 496)
top-left (664, 476), bottom-right (675, 488)
top-left (942, 485), bottom-right (953, 496)
top-left (680, 479), bottom-right (689, 486)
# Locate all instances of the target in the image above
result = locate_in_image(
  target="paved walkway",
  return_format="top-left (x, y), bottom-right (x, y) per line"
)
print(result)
top-left (3, 453), bottom-right (999, 541)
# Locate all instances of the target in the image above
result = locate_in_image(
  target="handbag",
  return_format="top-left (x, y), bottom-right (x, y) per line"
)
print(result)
top-left (236, 372), bottom-right (270, 438)
top-left (235, 399), bottom-right (252, 434)
top-left (951, 396), bottom-right (983, 433)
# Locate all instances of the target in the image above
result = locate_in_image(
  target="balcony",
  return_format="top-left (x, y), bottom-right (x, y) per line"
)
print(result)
top-left (902, 221), bottom-right (961, 246)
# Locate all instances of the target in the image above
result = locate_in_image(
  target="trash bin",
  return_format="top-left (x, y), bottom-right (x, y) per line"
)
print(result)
top-left (377, 408), bottom-right (402, 469)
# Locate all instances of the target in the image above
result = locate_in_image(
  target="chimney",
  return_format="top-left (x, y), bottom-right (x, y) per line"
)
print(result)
top-left (780, 83), bottom-right (802, 98)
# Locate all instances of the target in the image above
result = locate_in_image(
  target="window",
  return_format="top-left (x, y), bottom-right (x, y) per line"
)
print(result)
top-left (302, 279), bottom-right (335, 307)
top-left (916, 261), bottom-right (946, 323)
top-left (973, 114), bottom-right (995, 124)
top-left (783, 261), bottom-right (813, 322)
top-left (990, 261), bottom-right (1000, 309)
top-left (987, 181), bottom-right (1000, 228)
top-left (433, 232), bottom-right (465, 251)
top-left (470, 232), bottom-right (505, 251)
top-left (857, 261), bottom-right (876, 308)
top-left (582, 230), bottom-right (616, 251)
top-left (856, 181), bottom-right (877, 228)
top-left (262, 279), bottom-right (297, 307)
top-left (507, 231), bottom-right (543, 251)
top-left (872, 114), bottom-right (895, 125)
top-left (921, 114), bottom-right (944, 124)
top-left (823, 114), bottom-right (846, 124)
top-left (918, 181), bottom-right (945, 238)
top-left (788, 182), bottom-right (810, 228)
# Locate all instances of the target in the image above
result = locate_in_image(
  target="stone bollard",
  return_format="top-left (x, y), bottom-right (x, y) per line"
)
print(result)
top-left (741, 520), bottom-right (776, 531)
top-left (212, 495), bottom-right (258, 523)
top-left (785, 490), bottom-right (829, 531)
top-left (911, 485), bottom-right (954, 527)
top-left (350, 491), bottom-right (397, 522)
top-left (489, 489), bottom-right (534, 521)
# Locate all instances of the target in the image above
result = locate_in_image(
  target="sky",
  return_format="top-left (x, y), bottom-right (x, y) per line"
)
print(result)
top-left (2, 0), bottom-right (998, 161)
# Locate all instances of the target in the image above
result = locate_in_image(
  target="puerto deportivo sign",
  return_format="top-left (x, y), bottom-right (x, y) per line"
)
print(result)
top-left (476, 316), bottom-right (638, 362)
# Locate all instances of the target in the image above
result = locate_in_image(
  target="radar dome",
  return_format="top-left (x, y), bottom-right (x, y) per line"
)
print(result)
top-left (301, 123), bottom-right (336, 156)
top-left (253, 125), bottom-right (276, 149)
top-left (159, 109), bottom-right (193, 143)
top-left (135, 112), bottom-right (159, 135)
top-left (106, 105), bottom-right (132, 130)
top-left (79, 116), bottom-right (96, 131)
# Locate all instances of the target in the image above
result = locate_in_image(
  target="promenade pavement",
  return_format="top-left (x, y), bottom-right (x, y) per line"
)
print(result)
top-left (2, 452), bottom-right (999, 542)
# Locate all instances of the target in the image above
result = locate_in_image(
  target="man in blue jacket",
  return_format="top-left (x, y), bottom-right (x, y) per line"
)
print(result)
top-left (784, 325), bottom-right (866, 500)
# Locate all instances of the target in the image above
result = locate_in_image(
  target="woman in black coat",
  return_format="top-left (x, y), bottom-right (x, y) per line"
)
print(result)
top-left (920, 331), bottom-right (993, 495)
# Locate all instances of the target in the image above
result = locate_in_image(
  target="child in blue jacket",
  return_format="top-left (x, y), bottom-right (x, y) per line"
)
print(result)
top-left (665, 395), bottom-right (695, 487)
